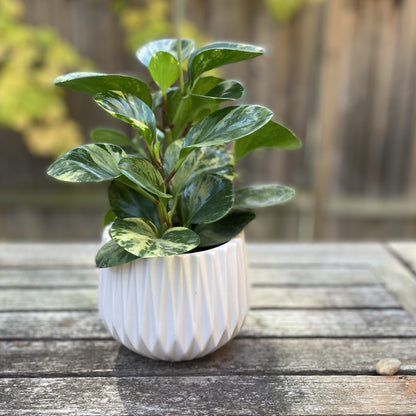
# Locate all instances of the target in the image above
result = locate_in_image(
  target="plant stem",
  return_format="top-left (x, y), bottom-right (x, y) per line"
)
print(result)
top-left (161, 93), bottom-right (169, 129)
top-left (177, 38), bottom-right (185, 94)
top-left (164, 168), bottom-right (177, 184)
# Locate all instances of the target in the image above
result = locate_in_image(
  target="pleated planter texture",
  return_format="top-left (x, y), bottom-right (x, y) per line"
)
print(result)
top-left (97, 234), bottom-right (249, 361)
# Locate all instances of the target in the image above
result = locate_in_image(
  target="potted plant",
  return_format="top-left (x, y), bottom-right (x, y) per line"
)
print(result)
top-left (47, 38), bottom-right (301, 361)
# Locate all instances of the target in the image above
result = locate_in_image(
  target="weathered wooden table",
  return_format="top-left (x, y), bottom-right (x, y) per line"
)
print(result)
top-left (1, 242), bottom-right (416, 415)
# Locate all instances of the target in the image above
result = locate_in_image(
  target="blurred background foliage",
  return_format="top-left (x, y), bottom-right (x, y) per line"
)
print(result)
top-left (265, 0), bottom-right (323, 21)
top-left (113, 0), bottom-right (210, 53)
top-left (0, 0), bottom-right (91, 157)
top-left (1, 0), bottom-right (416, 242)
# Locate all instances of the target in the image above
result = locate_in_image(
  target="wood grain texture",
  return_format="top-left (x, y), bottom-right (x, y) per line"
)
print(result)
top-left (0, 286), bottom-right (399, 311)
top-left (1, 375), bottom-right (416, 415)
top-left (0, 242), bottom-right (391, 267)
top-left (0, 243), bottom-right (98, 267)
top-left (250, 266), bottom-right (380, 286)
top-left (0, 266), bottom-right (379, 288)
top-left (0, 267), bottom-right (98, 288)
top-left (374, 247), bottom-right (416, 321)
top-left (247, 243), bottom-right (392, 265)
top-left (1, 242), bottom-right (415, 415)
top-left (1, 309), bottom-right (416, 339)
top-left (1, 338), bottom-right (415, 377)
top-left (389, 242), bottom-right (416, 274)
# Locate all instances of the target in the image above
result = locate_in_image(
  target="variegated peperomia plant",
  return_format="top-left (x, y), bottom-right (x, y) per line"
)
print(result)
top-left (47, 38), bottom-right (301, 268)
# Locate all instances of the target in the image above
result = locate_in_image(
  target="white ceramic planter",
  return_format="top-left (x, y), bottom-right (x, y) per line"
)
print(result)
top-left (97, 234), bottom-right (249, 361)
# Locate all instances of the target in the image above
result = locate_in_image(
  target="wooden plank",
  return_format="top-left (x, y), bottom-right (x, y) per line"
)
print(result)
top-left (243, 309), bottom-right (416, 338)
top-left (250, 266), bottom-right (380, 286)
top-left (1, 309), bottom-right (415, 339)
top-left (0, 265), bottom-right (379, 288)
top-left (0, 243), bottom-right (98, 267)
top-left (247, 243), bottom-right (391, 265)
top-left (0, 288), bottom-right (97, 311)
top-left (0, 268), bottom-right (98, 288)
top-left (389, 242), bottom-right (416, 274)
top-left (0, 286), bottom-right (399, 311)
top-left (0, 243), bottom-right (391, 267)
top-left (373, 250), bottom-right (416, 321)
top-left (1, 338), bottom-right (415, 377)
top-left (1, 375), bottom-right (416, 415)
top-left (250, 287), bottom-right (400, 309)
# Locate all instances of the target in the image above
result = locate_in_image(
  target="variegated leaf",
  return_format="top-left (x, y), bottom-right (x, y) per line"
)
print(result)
top-left (137, 38), bottom-right (195, 67)
top-left (47, 143), bottom-right (125, 182)
top-left (181, 174), bottom-right (234, 225)
top-left (164, 139), bottom-right (235, 195)
top-left (111, 218), bottom-right (199, 257)
top-left (194, 210), bottom-right (255, 248)
top-left (94, 92), bottom-right (156, 145)
top-left (191, 76), bottom-right (224, 95)
top-left (234, 120), bottom-right (302, 161)
top-left (183, 105), bottom-right (273, 151)
top-left (188, 42), bottom-right (264, 83)
top-left (108, 180), bottom-right (159, 225)
top-left (95, 239), bottom-right (138, 268)
top-left (118, 157), bottom-right (171, 199)
top-left (53, 72), bottom-right (152, 107)
top-left (189, 79), bottom-right (244, 122)
top-left (234, 184), bottom-right (295, 209)
top-left (90, 128), bottom-right (132, 147)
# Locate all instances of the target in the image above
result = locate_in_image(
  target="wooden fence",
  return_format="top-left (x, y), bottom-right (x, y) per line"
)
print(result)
top-left (1, 0), bottom-right (416, 241)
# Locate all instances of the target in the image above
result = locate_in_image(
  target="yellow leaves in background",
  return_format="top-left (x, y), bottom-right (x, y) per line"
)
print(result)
top-left (265, 0), bottom-right (322, 21)
top-left (113, 0), bottom-right (210, 53)
top-left (25, 120), bottom-right (83, 158)
top-left (0, 0), bottom-right (91, 157)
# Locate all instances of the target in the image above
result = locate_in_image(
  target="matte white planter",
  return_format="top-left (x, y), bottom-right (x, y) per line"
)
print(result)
top-left (97, 234), bottom-right (249, 361)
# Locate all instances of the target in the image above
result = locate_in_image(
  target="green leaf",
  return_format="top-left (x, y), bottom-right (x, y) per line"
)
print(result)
top-left (118, 156), bottom-right (171, 199)
top-left (103, 209), bottom-right (116, 227)
top-left (182, 105), bottom-right (273, 153)
top-left (234, 120), bottom-right (302, 161)
top-left (108, 180), bottom-right (159, 225)
top-left (234, 184), bottom-right (295, 209)
top-left (165, 139), bottom-right (235, 195)
top-left (188, 42), bottom-right (264, 83)
top-left (149, 51), bottom-right (180, 94)
top-left (47, 143), bottom-right (125, 182)
top-left (94, 92), bottom-right (156, 145)
top-left (181, 174), bottom-right (234, 225)
top-left (189, 79), bottom-right (245, 122)
top-left (95, 239), bottom-right (138, 268)
top-left (111, 218), bottom-right (199, 257)
top-left (137, 38), bottom-right (195, 67)
top-left (201, 80), bottom-right (244, 100)
top-left (191, 76), bottom-right (224, 95)
top-left (90, 128), bottom-right (132, 147)
top-left (194, 210), bottom-right (256, 248)
top-left (53, 72), bottom-right (152, 107)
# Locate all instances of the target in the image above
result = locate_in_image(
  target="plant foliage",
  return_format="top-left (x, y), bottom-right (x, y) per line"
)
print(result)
top-left (47, 38), bottom-right (301, 267)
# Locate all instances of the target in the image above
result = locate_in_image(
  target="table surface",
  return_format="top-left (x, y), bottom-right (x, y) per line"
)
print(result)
top-left (1, 242), bottom-right (416, 415)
